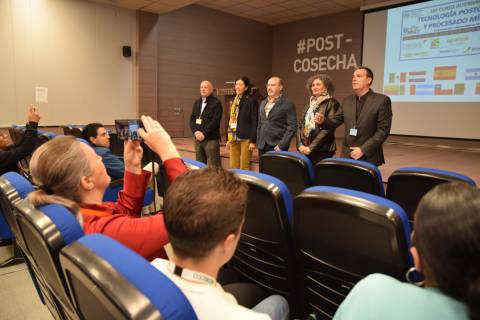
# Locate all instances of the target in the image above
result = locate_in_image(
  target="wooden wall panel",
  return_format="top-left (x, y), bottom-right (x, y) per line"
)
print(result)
top-left (140, 5), bottom-right (272, 138)
top-left (138, 11), bottom-right (159, 119)
top-left (272, 10), bottom-right (363, 138)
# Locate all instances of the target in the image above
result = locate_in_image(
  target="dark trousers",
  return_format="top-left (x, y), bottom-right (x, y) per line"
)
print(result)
top-left (194, 138), bottom-right (220, 167)
top-left (308, 150), bottom-right (335, 167)
top-left (258, 144), bottom-right (276, 157)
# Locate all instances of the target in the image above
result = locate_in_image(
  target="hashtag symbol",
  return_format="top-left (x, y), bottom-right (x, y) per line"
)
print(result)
top-left (297, 39), bottom-right (306, 55)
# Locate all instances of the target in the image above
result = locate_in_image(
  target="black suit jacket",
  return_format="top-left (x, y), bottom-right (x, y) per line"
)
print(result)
top-left (190, 94), bottom-right (222, 140)
top-left (325, 90), bottom-right (392, 166)
top-left (257, 95), bottom-right (297, 150)
top-left (235, 95), bottom-right (259, 143)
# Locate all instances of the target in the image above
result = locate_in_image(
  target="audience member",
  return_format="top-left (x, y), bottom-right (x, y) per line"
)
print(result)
top-left (0, 105), bottom-right (41, 175)
top-left (227, 76), bottom-right (259, 169)
top-left (257, 76), bottom-right (297, 156)
top-left (297, 74), bottom-right (340, 165)
top-left (28, 116), bottom-right (185, 261)
top-left (82, 123), bottom-right (124, 179)
top-left (152, 166), bottom-right (289, 320)
top-left (334, 182), bottom-right (480, 320)
top-left (190, 80), bottom-right (222, 166)
top-left (316, 66), bottom-right (392, 166)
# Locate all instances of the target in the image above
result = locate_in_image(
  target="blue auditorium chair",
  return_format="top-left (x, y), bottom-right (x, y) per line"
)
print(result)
top-left (15, 200), bottom-right (84, 320)
top-left (182, 157), bottom-right (207, 170)
top-left (313, 157), bottom-right (385, 196)
top-left (231, 169), bottom-right (297, 311)
top-left (0, 172), bottom-right (35, 266)
top-left (259, 150), bottom-right (314, 197)
top-left (60, 234), bottom-right (197, 320)
top-left (0, 173), bottom-right (55, 312)
top-left (387, 167), bottom-right (476, 226)
top-left (294, 186), bottom-right (412, 318)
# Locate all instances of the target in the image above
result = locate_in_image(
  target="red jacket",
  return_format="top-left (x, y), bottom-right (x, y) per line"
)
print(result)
top-left (81, 157), bottom-right (186, 261)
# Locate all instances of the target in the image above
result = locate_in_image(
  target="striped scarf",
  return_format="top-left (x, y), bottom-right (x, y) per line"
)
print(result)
top-left (228, 94), bottom-right (242, 142)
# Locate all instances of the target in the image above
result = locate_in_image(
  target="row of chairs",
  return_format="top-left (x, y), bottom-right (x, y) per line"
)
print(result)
top-left (181, 159), bottom-right (412, 318)
top-left (259, 151), bottom-right (476, 226)
top-left (0, 171), bottom-right (197, 320)
top-left (230, 169), bottom-right (412, 318)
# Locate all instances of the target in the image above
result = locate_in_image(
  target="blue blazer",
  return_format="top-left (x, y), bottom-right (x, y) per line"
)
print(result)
top-left (257, 95), bottom-right (297, 150)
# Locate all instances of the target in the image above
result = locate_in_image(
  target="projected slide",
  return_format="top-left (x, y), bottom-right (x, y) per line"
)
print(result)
top-left (383, 0), bottom-right (480, 102)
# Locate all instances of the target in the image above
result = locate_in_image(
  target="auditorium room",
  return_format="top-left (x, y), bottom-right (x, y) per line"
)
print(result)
top-left (1, 0), bottom-right (479, 319)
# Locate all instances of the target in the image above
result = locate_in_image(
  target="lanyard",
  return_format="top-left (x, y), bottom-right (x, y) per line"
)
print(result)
top-left (167, 262), bottom-right (219, 288)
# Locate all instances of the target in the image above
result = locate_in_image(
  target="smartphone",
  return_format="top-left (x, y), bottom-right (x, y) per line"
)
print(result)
top-left (115, 119), bottom-right (143, 141)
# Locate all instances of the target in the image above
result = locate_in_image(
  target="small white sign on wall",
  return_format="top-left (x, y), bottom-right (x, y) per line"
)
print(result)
top-left (35, 87), bottom-right (48, 103)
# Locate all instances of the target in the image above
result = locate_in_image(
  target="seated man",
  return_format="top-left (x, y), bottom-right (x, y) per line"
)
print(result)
top-left (0, 105), bottom-right (41, 175)
top-left (151, 167), bottom-right (289, 320)
top-left (82, 123), bottom-right (124, 179)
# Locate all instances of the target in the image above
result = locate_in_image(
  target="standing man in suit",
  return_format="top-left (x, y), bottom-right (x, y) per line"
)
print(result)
top-left (257, 76), bottom-right (297, 156)
top-left (316, 67), bottom-right (392, 166)
top-left (190, 80), bottom-right (223, 166)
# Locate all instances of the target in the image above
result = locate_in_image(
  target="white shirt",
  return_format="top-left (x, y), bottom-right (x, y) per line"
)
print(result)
top-left (151, 258), bottom-right (271, 320)
top-left (200, 97), bottom-right (207, 115)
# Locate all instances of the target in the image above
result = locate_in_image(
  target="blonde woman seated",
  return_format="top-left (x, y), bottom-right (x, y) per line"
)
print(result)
top-left (227, 77), bottom-right (259, 169)
top-left (334, 182), bottom-right (480, 320)
top-left (28, 116), bottom-right (185, 261)
top-left (297, 74), bottom-right (339, 165)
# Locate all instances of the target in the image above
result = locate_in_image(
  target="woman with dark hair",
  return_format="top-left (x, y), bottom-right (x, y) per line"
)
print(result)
top-left (28, 116), bottom-right (186, 261)
top-left (227, 76), bottom-right (259, 169)
top-left (297, 74), bottom-right (340, 165)
top-left (334, 182), bottom-right (480, 320)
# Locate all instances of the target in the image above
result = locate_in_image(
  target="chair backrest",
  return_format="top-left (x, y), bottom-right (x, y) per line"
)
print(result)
top-left (314, 157), bottom-right (385, 196)
top-left (0, 173), bottom-right (64, 317)
top-left (231, 169), bottom-right (297, 309)
top-left (387, 167), bottom-right (476, 225)
top-left (259, 151), bottom-right (314, 197)
top-left (70, 127), bottom-right (83, 138)
top-left (0, 172), bottom-right (35, 249)
top-left (109, 132), bottom-right (124, 157)
top-left (61, 126), bottom-right (72, 136)
top-left (182, 157), bottom-right (207, 170)
top-left (294, 186), bottom-right (411, 318)
top-left (60, 234), bottom-right (197, 320)
top-left (15, 200), bottom-right (83, 319)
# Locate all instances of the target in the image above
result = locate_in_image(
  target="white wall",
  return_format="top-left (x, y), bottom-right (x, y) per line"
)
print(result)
top-left (0, 0), bottom-right (137, 126)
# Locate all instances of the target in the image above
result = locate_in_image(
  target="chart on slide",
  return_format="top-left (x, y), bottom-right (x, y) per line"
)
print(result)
top-left (383, 0), bottom-right (480, 102)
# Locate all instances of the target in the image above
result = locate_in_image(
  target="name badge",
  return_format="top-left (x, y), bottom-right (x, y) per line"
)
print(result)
top-left (196, 118), bottom-right (202, 125)
top-left (349, 128), bottom-right (358, 136)
top-left (230, 123), bottom-right (237, 129)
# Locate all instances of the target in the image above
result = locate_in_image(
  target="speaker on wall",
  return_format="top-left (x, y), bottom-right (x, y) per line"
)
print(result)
top-left (122, 46), bottom-right (131, 58)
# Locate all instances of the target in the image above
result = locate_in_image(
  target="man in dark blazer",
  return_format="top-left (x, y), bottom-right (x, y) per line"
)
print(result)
top-left (190, 80), bottom-right (222, 166)
top-left (316, 67), bottom-right (392, 166)
top-left (257, 76), bottom-right (297, 155)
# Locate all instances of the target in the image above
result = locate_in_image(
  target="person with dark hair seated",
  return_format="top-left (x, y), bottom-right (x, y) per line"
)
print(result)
top-left (28, 116), bottom-right (186, 261)
top-left (82, 123), bottom-right (124, 179)
top-left (334, 182), bottom-right (480, 320)
top-left (151, 167), bottom-right (289, 320)
top-left (0, 105), bottom-right (41, 175)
